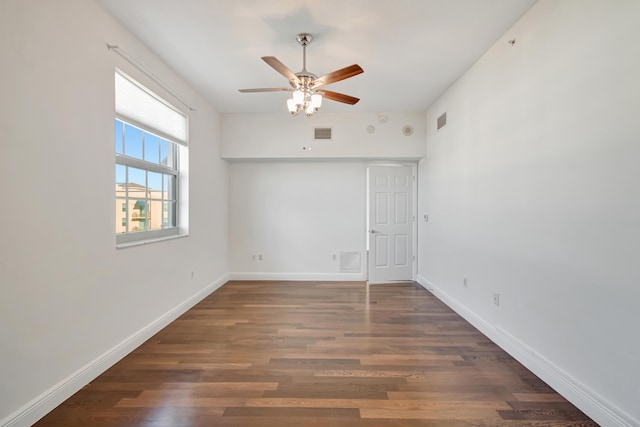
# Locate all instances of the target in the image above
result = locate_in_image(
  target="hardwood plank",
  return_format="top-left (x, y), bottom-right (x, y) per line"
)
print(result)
top-left (34, 281), bottom-right (597, 426)
top-left (512, 392), bottom-right (570, 403)
top-left (499, 401), bottom-right (593, 421)
top-left (360, 407), bottom-right (501, 420)
top-left (222, 407), bottom-right (360, 418)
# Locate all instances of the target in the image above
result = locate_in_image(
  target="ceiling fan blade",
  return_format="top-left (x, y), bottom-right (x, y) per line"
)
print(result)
top-left (317, 90), bottom-right (360, 105)
top-left (312, 64), bottom-right (363, 87)
top-left (262, 56), bottom-right (300, 83)
top-left (239, 88), bottom-right (292, 93)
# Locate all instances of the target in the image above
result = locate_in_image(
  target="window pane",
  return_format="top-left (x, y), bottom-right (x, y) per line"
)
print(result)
top-left (162, 174), bottom-right (169, 201)
top-left (144, 132), bottom-right (160, 164)
top-left (165, 175), bottom-right (176, 201)
top-left (115, 163), bottom-right (127, 235)
top-left (148, 171), bottom-right (162, 196)
top-left (128, 167), bottom-right (146, 199)
top-left (160, 139), bottom-right (176, 168)
top-left (162, 201), bottom-right (176, 229)
top-left (129, 198), bottom-right (147, 232)
top-left (147, 199), bottom-right (162, 231)
top-left (116, 198), bottom-right (127, 234)
top-left (123, 123), bottom-right (143, 160)
top-left (160, 139), bottom-right (169, 167)
top-left (115, 164), bottom-right (126, 192)
top-left (115, 120), bottom-right (123, 154)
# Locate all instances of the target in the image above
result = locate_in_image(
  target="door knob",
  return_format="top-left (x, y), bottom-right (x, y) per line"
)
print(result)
top-left (370, 229), bottom-right (380, 234)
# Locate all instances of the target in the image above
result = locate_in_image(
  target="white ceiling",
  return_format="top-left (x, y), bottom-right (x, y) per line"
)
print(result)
top-left (97, 0), bottom-right (536, 114)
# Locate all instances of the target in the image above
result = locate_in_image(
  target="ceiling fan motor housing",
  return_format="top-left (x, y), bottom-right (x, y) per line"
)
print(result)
top-left (293, 74), bottom-right (318, 89)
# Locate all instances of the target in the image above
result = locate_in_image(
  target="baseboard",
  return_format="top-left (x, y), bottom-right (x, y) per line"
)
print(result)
top-left (1, 273), bottom-right (231, 427)
top-left (415, 275), bottom-right (638, 427)
top-left (229, 272), bottom-right (366, 282)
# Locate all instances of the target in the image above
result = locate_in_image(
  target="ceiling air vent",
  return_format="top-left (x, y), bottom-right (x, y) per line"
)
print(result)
top-left (314, 127), bottom-right (332, 140)
top-left (437, 112), bottom-right (447, 130)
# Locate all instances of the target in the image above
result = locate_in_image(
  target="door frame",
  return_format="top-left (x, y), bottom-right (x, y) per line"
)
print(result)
top-left (366, 161), bottom-right (418, 284)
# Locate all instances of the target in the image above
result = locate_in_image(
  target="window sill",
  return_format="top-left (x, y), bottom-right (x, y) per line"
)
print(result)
top-left (116, 233), bottom-right (188, 249)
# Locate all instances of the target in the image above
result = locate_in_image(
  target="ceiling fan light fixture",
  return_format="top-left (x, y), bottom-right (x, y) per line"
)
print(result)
top-left (305, 105), bottom-right (315, 117)
top-left (287, 98), bottom-right (298, 115)
top-left (293, 89), bottom-right (305, 105)
top-left (288, 90), bottom-right (322, 117)
top-left (311, 93), bottom-right (322, 109)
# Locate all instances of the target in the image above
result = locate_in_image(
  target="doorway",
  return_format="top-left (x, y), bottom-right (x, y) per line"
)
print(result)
top-left (367, 164), bottom-right (416, 284)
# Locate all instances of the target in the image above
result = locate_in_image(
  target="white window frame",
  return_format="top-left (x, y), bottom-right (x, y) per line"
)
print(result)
top-left (115, 70), bottom-right (188, 247)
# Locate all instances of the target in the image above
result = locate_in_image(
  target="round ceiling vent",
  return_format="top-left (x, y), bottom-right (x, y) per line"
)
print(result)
top-left (402, 125), bottom-right (414, 136)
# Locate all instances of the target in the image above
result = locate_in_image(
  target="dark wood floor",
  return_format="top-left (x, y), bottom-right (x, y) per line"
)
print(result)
top-left (35, 281), bottom-right (597, 426)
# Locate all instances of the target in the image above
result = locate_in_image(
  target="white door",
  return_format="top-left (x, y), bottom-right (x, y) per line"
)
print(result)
top-left (368, 165), bottom-right (414, 284)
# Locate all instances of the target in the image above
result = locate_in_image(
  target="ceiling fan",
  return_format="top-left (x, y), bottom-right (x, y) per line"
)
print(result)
top-left (239, 33), bottom-right (363, 117)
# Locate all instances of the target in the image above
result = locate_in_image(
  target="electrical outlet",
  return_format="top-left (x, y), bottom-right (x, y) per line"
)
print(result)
top-left (493, 292), bottom-right (500, 306)
top-left (423, 214), bottom-right (429, 222)
top-left (463, 277), bottom-right (468, 288)
top-left (258, 254), bottom-right (263, 261)
top-left (252, 254), bottom-right (256, 261)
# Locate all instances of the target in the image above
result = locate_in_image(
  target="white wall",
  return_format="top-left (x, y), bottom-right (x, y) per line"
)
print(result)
top-left (229, 161), bottom-right (367, 280)
top-left (417, 1), bottom-right (640, 425)
top-left (0, 1), bottom-right (228, 425)
top-left (221, 112), bottom-right (426, 159)
top-left (223, 111), bottom-right (425, 280)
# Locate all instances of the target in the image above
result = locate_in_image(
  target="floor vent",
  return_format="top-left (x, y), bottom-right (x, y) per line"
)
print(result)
top-left (437, 112), bottom-right (447, 130)
top-left (314, 127), bottom-right (332, 140)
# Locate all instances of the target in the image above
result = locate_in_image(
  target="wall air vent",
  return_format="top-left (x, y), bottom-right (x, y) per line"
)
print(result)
top-left (314, 127), bottom-right (332, 140)
top-left (339, 251), bottom-right (362, 273)
top-left (437, 112), bottom-right (447, 130)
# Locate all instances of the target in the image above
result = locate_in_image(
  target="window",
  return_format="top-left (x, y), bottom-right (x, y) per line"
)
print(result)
top-left (115, 70), bottom-right (188, 245)
top-left (115, 119), bottom-right (178, 237)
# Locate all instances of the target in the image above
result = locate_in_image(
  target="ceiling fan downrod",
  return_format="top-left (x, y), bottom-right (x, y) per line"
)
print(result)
top-left (296, 33), bottom-right (312, 74)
